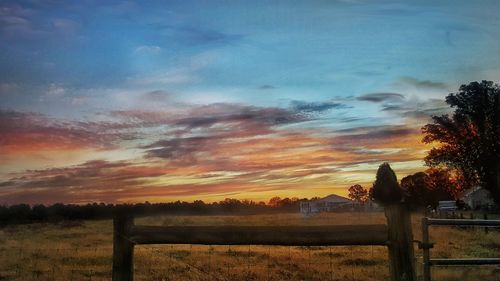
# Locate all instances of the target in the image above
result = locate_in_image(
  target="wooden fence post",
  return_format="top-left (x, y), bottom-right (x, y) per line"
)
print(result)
top-left (385, 203), bottom-right (417, 281)
top-left (112, 211), bottom-right (135, 281)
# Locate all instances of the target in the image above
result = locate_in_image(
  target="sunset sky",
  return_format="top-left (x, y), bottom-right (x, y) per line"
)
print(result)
top-left (1, 0), bottom-right (500, 204)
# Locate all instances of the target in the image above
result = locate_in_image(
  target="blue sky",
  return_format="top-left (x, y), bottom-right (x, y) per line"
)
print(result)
top-left (3, 0), bottom-right (500, 111)
top-left (1, 0), bottom-right (500, 204)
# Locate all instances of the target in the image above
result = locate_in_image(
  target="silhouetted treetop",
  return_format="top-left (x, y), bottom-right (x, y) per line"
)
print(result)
top-left (371, 162), bottom-right (403, 205)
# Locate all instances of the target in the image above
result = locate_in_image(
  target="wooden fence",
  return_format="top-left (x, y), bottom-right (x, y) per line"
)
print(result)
top-left (112, 204), bottom-right (417, 281)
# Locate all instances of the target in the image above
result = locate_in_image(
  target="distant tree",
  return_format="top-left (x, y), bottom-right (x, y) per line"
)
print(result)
top-left (401, 172), bottom-right (428, 208)
top-left (268, 196), bottom-right (282, 207)
top-left (193, 200), bottom-right (205, 205)
top-left (401, 169), bottom-right (456, 208)
top-left (422, 80), bottom-right (500, 203)
top-left (348, 184), bottom-right (368, 203)
top-left (30, 204), bottom-right (47, 221)
top-left (371, 163), bottom-right (402, 205)
top-left (279, 197), bottom-right (292, 206)
top-left (368, 187), bottom-right (374, 201)
top-left (425, 168), bottom-right (456, 202)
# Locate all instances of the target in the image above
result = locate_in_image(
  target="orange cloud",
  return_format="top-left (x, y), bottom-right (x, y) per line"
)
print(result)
top-left (0, 110), bottom-right (136, 154)
top-left (0, 105), bottom-right (431, 204)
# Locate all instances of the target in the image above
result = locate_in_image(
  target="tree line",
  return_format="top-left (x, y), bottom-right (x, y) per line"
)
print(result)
top-left (0, 197), bottom-right (305, 225)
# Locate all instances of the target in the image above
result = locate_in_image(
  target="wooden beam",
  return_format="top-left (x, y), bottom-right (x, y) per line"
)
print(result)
top-left (426, 218), bottom-right (500, 227)
top-left (430, 258), bottom-right (500, 266)
top-left (128, 224), bottom-right (389, 246)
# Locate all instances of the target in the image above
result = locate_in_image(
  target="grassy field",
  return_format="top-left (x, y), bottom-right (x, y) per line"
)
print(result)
top-left (0, 212), bottom-right (499, 281)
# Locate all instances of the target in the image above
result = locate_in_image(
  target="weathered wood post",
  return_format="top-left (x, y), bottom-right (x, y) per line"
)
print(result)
top-left (113, 209), bottom-right (134, 281)
top-left (385, 203), bottom-right (417, 281)
top-left (372, 162), bottom-right (417, 281)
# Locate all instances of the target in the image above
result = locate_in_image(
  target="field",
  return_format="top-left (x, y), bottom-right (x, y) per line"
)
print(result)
top-left (0, 212), bottom-right (499, 281)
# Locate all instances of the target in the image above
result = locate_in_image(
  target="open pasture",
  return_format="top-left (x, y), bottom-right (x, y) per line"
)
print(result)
top-left (0, 212), bottom-right (498, 280)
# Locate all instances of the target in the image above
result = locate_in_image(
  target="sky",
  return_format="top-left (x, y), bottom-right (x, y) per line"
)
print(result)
top-left (1, 0), bottom-right (500, 205)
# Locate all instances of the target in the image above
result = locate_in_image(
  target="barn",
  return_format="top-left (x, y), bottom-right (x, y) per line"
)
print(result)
top-left (460, 186), bottom-right (495, 210)
top-left (300, 194), bottom-right (352, 215)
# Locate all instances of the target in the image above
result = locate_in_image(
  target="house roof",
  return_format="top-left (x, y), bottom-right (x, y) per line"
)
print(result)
top-left (314, 194), bottom-right (352, 203)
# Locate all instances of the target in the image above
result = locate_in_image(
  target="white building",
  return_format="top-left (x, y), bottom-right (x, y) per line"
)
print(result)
top-left (460, 186), bottom-right (494, 210)
top-left (437, 200), bottom-right (457, 212)
top-left (300, 194), bottom-right (352, 215)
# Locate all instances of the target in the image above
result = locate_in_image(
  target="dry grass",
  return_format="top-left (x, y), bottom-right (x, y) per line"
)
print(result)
top-left (0, 212), bottom-right (498, 280)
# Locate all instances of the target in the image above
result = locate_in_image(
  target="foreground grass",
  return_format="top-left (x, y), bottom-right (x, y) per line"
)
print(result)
top-left (0, 212), bottom-right (498, 280)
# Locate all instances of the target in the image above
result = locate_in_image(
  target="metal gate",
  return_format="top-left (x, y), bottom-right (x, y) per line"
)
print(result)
top-left (419, 217), bottom-right (500, 281)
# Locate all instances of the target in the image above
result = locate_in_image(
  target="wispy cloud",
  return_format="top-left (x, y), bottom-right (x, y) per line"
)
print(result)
top-left (396, 77), bottom-right (448, 90)
top-left (134, 45), bottom-right (162, 55)
top-left (150, 23), bottom-right (243, 45)
top-left (0, 119), bottom-right (429, 204)
top-left (140, 90), bottom-right (172, 102)
top-left (44, 83), bottom-right (66, 98)
top-left (0, 110), bottom-right (136, 153)
top-left (290, 100), bottom-right (350, 113)
top-left (52, 18), bottom-right (80, 35)
top-left (127, 52), bottom-right (216, 86)
top-left (258, 85), bottom-right (276, 90)
top-left (0, 97), bottom-right (433, 204)
top-left (110, 102), bottom-right (311, 130)
top-left (380, 98), bottom-right (450, 121)
top-left (332, 125), bottom-right (419, 145)
top-left (356, 93), bottom-right (405, 103)
top-left (0, 160), bottom-right (166, 204)
top-left (176, 103), bottom-right (308, 128)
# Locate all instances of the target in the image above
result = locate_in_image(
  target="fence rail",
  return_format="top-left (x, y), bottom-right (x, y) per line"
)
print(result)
top-left (421, 217), bottom-right (500, 281)
top-left (128, 224), bottom-right (389, 246)
top-left (426, 218), bottom-right (500, 226)
top-left (113, 204), bottom-right (417, 281)
top-left (429, 258), bottom-right (500, 266)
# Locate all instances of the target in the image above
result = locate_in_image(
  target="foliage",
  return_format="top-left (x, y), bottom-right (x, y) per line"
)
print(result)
top-left (401, 169), bottom-right (456, 208)
top-left (371, 163), bottom-right (402, 205)
top-left (425, 168), bottom-right (459, 199)
top-left (400, 172), bottom-right (428, 207)
top-left (422, 80), bottom-right (500, 202)
top-left (348, 184), bottom-right (368, 202)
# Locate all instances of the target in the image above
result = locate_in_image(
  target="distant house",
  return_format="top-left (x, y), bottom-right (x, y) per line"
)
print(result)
top-left (437, 200), bottom-right (457, 212)
top-left (300, 194), bottom-right (352, 215)
top-left (460, 186), bottom-right (494, 210)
